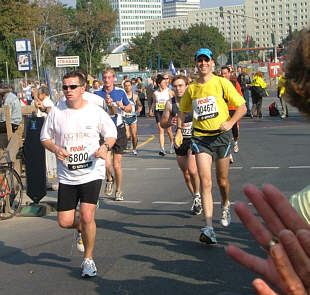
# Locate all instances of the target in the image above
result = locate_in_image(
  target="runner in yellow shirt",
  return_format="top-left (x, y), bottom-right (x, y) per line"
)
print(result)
top-left (175, 48), bottom-right (246, 244)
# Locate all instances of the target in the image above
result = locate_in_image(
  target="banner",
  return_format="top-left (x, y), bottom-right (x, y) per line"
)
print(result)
top-left (269, 62), bottom-right (282, 78)
top-left (169, 60), bottom-right (177, 76)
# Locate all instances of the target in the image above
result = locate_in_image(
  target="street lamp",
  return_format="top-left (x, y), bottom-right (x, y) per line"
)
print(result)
top-left (38, 31), bottom-right (78, 81)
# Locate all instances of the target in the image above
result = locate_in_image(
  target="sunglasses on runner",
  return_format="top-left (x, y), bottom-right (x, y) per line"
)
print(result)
top-left (62, 84), bottom-right (82, 90)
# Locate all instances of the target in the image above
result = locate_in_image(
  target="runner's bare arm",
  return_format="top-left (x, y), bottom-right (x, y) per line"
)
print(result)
top-left (95, 137), bottom-right (116, 160)
top-left (160, 100), bottom-right (173, 128)
top-left (135, 94), bottom-right (143, 113)
top-left (149, 93), bottom-right (156, 116)
top-left (174, 111), bottom-right (186, 148)
top-left (220, 104), bottom-right (247, 131)
top-left (41, 139), bottom-right (70, 161)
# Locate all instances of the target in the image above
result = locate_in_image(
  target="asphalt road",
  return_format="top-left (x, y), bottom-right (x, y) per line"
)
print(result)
top-left (1, 92), bottom-right (309, 295)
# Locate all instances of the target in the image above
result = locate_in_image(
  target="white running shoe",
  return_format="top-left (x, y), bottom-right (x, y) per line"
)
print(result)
top-left (81, 258), bottom-right (97, 278)
top-left (233, 141), bottom-right (239, 153)
top-left (191, 195), bottom-right (202, 215)
top-left (76, 231), bottom-right (85, 252)
top-left (230, 154), bottom-right (234, 164)
top-left (199, 226), bottom-right (217, 244)
top-left (115, 191), bottom-right (124, 201)
top-left (132, 150), bottom-right (137, 156)
top-left (169, 143), bottom-right (175, 154)
top-left (221, 202), bottom-right (231, 227)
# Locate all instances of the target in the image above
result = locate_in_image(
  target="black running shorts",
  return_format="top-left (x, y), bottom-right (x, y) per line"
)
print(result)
top-left (175, 138), bottom-right (192, 156)
top-left (57, 179), bottom-right (102, 211)
top-left (113, 125), bottom-right (127, 154)
top-left (154, 110), bottom-right (163, 123)
top-left (191, 131), bottom-right (232, 160)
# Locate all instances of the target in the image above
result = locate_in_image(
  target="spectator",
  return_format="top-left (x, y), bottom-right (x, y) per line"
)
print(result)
top-left (250, 72), bottom-right (267, 118)
top-left (136, 77), bottom-right (146, 117)
top-left (0, 84), bottom-right (22, 133)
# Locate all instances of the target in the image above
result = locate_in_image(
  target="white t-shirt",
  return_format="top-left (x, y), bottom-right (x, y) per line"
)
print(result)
top-left (36, 96), bottom-right (54, 118)
top-left (40, 100), bottom-right (117, 185)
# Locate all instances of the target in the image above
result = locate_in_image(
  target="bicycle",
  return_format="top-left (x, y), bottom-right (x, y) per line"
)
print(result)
top-left (0, 155), bottom-right (23, 220)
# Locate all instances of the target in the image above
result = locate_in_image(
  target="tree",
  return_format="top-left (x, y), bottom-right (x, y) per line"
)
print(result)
top-left (126, 33), bottom-right (154, 70)
top-left (70, 0), bottom-right (117, 75)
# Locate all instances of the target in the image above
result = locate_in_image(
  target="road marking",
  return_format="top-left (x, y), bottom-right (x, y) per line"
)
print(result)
top-left (229, 167), bottom-right (243, 169)
top-left (123, 168), bottom-right (137, 171)
top-left (146, 168), bottom-right (171, 170)
top-left (152, 201), bottom-right (190, 205)
top-left (104, 200), bottom-right (142, 204)
top-left (289, 166), bottom-right (310, 169)
top-left (251, 166), bottom-right (280, 169)
top-left (137, 135), bottom-right (155, 148)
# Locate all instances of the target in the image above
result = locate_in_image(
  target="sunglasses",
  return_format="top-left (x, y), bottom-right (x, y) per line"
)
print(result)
top-left (62, 84), bottom-right (82, 90)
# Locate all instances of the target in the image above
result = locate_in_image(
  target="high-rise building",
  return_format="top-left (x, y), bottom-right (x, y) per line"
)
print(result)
top-left (146, 0), bottom-right (309, 49)
top-left (162, 0), bottom-right (200, 18)
top-left (109, 0), bottom-right (162, 48)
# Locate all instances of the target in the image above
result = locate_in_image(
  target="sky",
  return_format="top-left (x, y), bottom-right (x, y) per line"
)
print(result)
top-left (61, 0), bottom-right (245, 9)
top-left (200, 0), bottom-right (244, 9)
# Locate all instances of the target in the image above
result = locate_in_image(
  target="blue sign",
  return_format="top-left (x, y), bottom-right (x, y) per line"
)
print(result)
top-left (15, 39), bottom-right (31, 53)
top-left (16, 52), bottom-right (32, 72)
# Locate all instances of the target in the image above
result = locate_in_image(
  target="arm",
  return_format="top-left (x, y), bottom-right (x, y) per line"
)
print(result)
top-left (135, 94), bottom-right (143, 113)
top-left (220, 104), bottom-right (247, 131)
top-left (41, 139), bottom-right (69, 161)
top-left (160, 100), bottom-right (172, 128)
top-left (174, 111), bottom-right (186, 148)
top-left (149, 92), bottom-right (156, 116)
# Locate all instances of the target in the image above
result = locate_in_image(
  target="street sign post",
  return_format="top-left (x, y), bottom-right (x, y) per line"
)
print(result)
top-left (217, 54), bottom-right (228, 66)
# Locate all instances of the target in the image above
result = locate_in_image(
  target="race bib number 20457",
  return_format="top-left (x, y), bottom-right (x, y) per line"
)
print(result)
top-left (192, 96), bottom-right (219, 121)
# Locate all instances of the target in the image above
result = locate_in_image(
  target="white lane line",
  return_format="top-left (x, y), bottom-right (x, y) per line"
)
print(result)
top-left (104, 200), bottom-right (142, 204)
top-left (289, 166), bottom-right (310, 169)
top-left (146, 168), bottom-right (171, 170)
top-left (251, 167), bottom-right (280, 169)
top-left (152, 201), bottom-right (190, 205)
top-left (123, 168), bottom-right (137, 171)
top-left (229, 167), bottom-right (243, 169)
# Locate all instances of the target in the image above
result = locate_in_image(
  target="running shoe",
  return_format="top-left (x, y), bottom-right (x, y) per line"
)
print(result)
top-left (115, 191), bottom-right (124, 201)
top-left (105, 176), bottom-right (114, 196)
top-left (191, 195), bottom-right (202, 215)
top-left (96, 199), bottom-right (100, 209)
top-left (132, 150), bottom-right (138, 156)
top-left (220, 202), bottom-right (231, 227)
top-left (159, 150), bottom-right (166, 156)
top-left (76, 231), bottom-right (85, 252)
top-left (169, 143), bottom-right (175, 154)
top-left (81, 258), bottom-right (97, 278)
top-left (199, 226), bottom-right (217, 244)
top-left (230, 154), bottom-right (234, 164)
top-left (233, 141), bottom-right (239, 153)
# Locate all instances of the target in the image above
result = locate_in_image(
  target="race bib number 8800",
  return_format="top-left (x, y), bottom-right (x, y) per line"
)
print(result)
top-left (193, 96), bottom-right (218, 121)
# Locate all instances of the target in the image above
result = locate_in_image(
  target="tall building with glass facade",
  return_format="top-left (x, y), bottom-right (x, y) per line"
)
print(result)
top-left (109, 0), bottom-right (162, 47)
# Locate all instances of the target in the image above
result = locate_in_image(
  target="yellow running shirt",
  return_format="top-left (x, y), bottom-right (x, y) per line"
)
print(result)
top-left (179, 75), bottom-right (245, 136)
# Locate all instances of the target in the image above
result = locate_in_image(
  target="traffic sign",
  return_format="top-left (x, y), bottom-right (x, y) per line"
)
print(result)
top-left (217, 54), bottom-right (227, 66)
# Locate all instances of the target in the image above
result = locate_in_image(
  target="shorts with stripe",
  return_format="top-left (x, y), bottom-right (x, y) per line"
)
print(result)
top-left (191, 131), bottom-right (232, 160)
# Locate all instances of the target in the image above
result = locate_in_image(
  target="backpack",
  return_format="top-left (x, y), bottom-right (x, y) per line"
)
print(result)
top-left (269, 102), bottom-right (279, 116)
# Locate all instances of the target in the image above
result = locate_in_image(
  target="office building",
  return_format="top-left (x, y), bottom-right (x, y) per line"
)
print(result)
top-left (162, 0), bottom-right (200, 18)
top-left (109, 0), bottom-right (162, 46)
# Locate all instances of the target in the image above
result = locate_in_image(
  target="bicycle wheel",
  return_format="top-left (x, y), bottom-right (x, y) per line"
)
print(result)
top-left (0, 166), bottom-right (23, 220)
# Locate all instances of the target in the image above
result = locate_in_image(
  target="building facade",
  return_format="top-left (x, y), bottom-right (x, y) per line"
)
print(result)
top-left (109, 0), bottom-right (162, 46)
top-left (145, 0), bottom-right (309, 48)
top-left (162, 0), bottom-right (200, 18)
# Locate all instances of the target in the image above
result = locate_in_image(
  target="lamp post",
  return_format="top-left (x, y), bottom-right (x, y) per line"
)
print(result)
top-left (38, 31), bottom-right (78, 81)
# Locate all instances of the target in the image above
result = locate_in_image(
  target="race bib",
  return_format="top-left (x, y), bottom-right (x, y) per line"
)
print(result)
top-left (182, 122), bottom-right (193, 137)
top-left (156, 99), bottom-right (166, 111)
top-left (193, 96), bottom-right (218, 121)
top-left (65, 144), bottom-right (93, 171)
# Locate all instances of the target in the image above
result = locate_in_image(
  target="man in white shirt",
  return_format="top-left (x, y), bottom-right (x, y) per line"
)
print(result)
top-left (40, 71), bottom-right (117, 278)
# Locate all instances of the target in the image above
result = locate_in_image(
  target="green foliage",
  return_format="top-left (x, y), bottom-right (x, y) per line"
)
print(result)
top-left (126, 23), bottom-right (228, 69)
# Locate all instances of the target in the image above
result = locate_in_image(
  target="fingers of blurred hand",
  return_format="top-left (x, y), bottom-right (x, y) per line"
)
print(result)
top-left (252, 279), bottom-right (278, 295)
top-left (262, 184), bottom-right (310, 233)
top-left (270, 242), bottom-right (306, 295)
top-left (296, 229), bottom-right (310, 257)
top-left (234, 201), bottom-right (273, 248)
top-left (243, 184), bottom-right (286, 236)
top-left (226, 245), bottom-right (270, 276)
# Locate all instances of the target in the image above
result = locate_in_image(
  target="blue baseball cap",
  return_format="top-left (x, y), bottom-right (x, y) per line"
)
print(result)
top-left (195, 48), bottom-right (213, 60)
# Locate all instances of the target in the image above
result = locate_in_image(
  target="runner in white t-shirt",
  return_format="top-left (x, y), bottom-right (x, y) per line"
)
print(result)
top-left (40, 71), bottom-right (117, 279)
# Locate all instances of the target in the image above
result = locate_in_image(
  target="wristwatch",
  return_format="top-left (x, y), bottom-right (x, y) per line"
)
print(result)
top-left (104, 143), bottom-right (111, 151)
